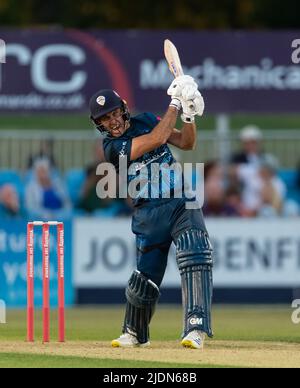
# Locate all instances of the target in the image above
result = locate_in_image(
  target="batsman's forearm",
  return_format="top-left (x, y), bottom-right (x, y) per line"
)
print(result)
top-left (150, 106), bottom-right (178, 146)
top-left (130, 107), bottom-right (178, 160)
top-left (180, 122), bottom-right (197, 150)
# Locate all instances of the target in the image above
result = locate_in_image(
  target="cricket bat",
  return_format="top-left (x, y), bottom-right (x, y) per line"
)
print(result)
top-left (164, 39), bottom-right (184, 78)
top-left (164, 39), bottom-right (195, 110)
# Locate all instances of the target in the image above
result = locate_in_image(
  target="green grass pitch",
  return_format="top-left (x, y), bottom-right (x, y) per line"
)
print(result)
top-left (0, 305), bottom-right (300, 368)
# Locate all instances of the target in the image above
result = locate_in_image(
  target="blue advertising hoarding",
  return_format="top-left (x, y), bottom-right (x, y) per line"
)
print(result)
top-left (0, 220), bottom-right (74, 308)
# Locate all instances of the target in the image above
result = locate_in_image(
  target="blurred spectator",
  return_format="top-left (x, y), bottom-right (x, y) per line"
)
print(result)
top-left (25, 158), bottom-right (71, 220)
top-left (77, 139), bottom-right (108, 213)
top-left (94, 138), bottom-right (106, 163)
top-left (257, 155), bottom-right (286, 217)
top-left (235, 154), bottom-right (287, 217)
top-left (77, 139), bottom-right (133, 216)
top-left (225, 185), bottom-right (248, 217)
top-left (77, 162), bottom-right (116, 214)
top-left (282, 200), bottom-right (300, 217)
top-left (231, 125), bottom-right (273, 168)
top-left (0, 184), bottom-right (26, 219)
top-left (27, 138), bottom-right (56, 169)
top-left (229, 126), bottom-right (287, 217)
top-left (202, 161), bottom-right (239, 217)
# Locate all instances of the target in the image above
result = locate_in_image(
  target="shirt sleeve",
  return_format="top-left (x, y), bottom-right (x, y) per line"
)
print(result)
top-left (103, 138), bottom-right (132, 172)
top-left (143, 112), bottom-right (161, 127)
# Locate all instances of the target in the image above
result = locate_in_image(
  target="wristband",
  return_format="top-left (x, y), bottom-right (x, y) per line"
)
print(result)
top-left (169, 98), bottom-right (181, 111)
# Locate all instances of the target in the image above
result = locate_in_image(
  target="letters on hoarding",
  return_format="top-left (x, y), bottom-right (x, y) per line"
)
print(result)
top-left (74, 218), bottom-right (300, 288)
top-left (0, 30), bottom-right (300, 113)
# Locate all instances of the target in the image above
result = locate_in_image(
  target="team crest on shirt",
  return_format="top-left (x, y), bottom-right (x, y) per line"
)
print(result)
top-left (96, 96), bottom-right (106, 106)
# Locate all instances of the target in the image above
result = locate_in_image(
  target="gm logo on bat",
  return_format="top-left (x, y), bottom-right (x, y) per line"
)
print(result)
top-left (0, 300), bottom-right (6, 324)
top-left (291, 39), bottom-right (300, 64)
top-left (0, 39), bottom-right (5, 63)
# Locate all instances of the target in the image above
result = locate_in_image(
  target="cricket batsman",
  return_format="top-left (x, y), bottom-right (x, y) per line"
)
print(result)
top-left (89, 75), bottom-right (213, 349)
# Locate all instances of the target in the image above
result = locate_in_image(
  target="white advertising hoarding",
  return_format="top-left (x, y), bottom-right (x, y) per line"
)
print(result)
top-left (74, 218), bottom-right (300, 288)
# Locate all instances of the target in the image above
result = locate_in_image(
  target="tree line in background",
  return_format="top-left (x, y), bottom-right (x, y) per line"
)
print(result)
top-left (0, 0), bottom-right (299, 28)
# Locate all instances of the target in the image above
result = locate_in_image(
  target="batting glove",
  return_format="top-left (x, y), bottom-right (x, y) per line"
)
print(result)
top-left (180, 92), bottom-right (205, 123)
top-left (167, 75), bottom-right (197, 98)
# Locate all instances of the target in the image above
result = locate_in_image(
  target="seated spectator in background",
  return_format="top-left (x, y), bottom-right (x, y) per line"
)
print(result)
top-left (225, 185), bottom-right (248, 217)
top-left (77, 138), bottom-right (133, 217)
top-left (77, 162), bottom-right (114, 213)
top-left (27, 138), bottom-right (56, 170)
top-left (77, 162), bottom-right (133, 216)
top-left (235, 154), bottom-right (286, 217)
top-left (0, 184), bottom-right (26, 219)
top-left (231, 125), bottom-right (272, 168)
top-left (258, 156), bottom-right (286, 217)
top-left (234, 162), bottom-right (262, 216)
top-left (25, 158), bottom-right (71, 220)
top-left (229, 126), bottom-right (283, 217)
top-left (202, 161), bottom-right (239, 217)
top-left (257, 156), bottom-right (300, 217)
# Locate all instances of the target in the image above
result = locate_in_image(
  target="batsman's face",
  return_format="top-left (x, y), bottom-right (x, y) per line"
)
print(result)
top-left (98, 108), bottom-right (126, 137)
